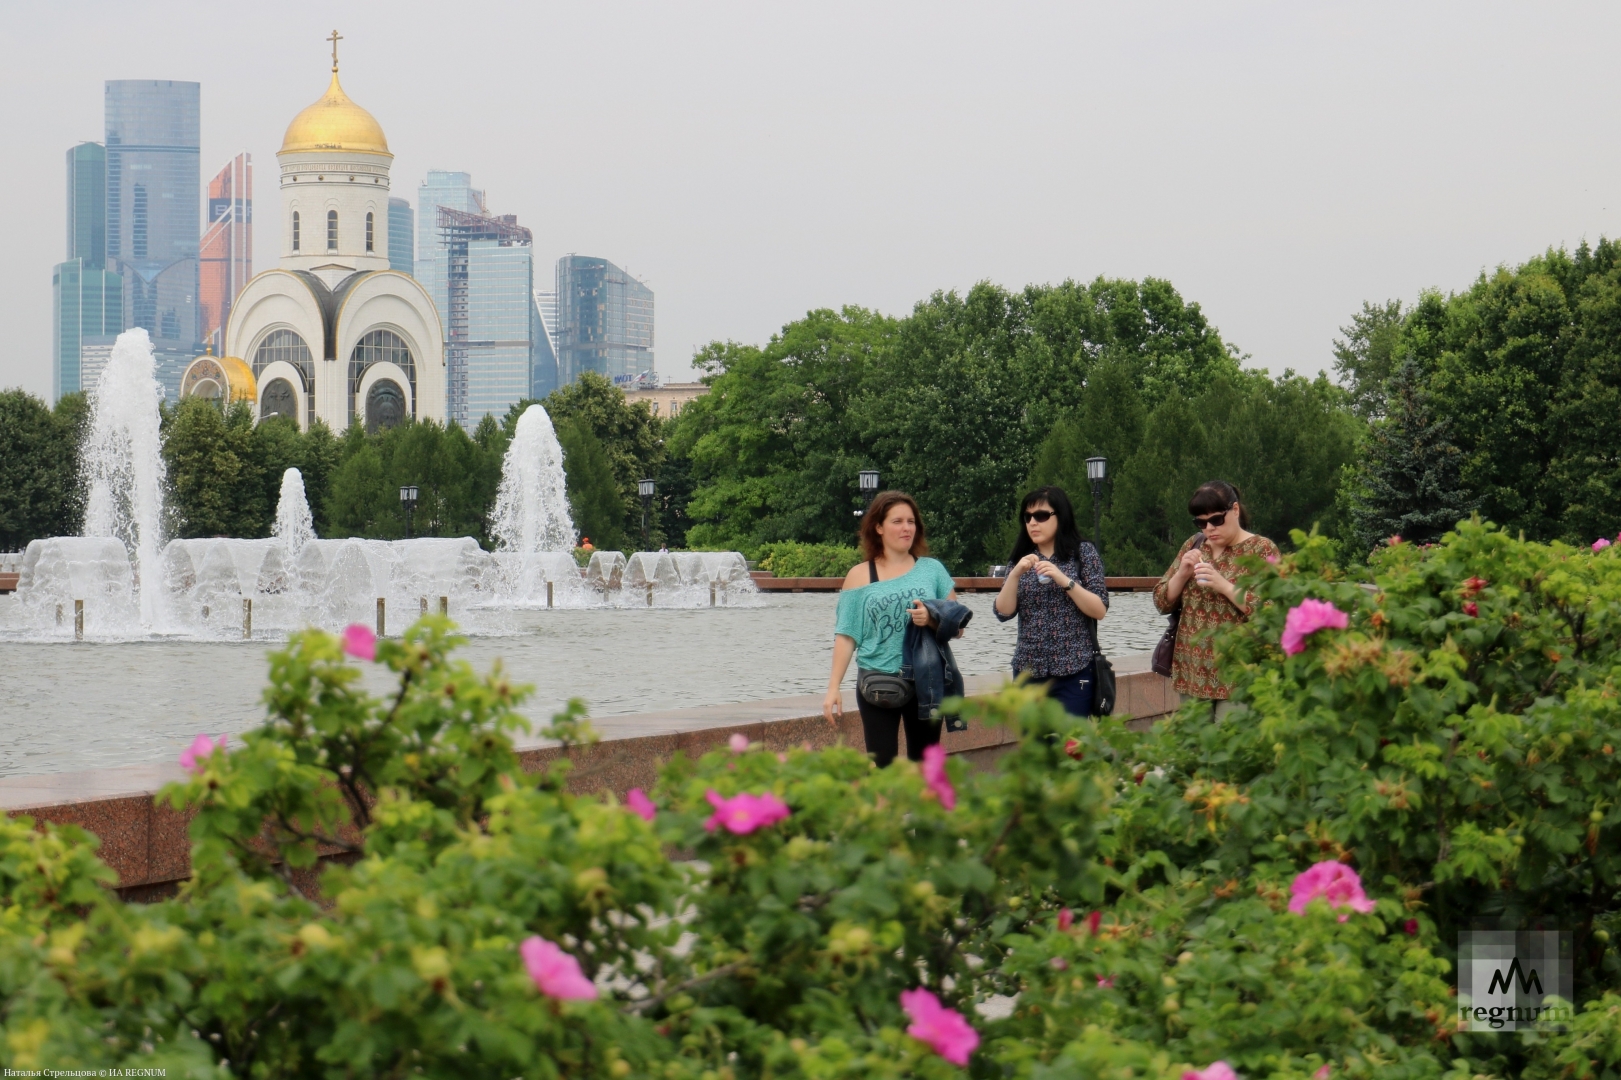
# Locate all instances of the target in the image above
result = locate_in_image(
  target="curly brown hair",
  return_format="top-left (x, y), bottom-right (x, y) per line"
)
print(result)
top-left (858, 491), bottom-right (929, 561)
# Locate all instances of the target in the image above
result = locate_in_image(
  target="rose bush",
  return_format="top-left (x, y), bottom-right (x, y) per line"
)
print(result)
top-left (5, 518), bottom-right (1621, 1078)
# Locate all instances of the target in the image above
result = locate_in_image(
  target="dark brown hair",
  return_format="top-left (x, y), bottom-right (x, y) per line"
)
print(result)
top-left (859, 491), bottom-right (929, 560)
top-left (1188, 480), bottom-right (1250, 529)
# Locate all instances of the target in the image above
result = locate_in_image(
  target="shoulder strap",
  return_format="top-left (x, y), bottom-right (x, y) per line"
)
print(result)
top-left (868, 559), bottom-right (879, 584)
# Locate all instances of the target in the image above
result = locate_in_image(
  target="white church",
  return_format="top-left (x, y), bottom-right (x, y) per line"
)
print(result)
top-left (183, 40), bottom-right (444, 432)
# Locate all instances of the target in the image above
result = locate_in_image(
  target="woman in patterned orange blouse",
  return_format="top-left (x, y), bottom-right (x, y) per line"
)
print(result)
top-left (1152, 480), bottom-right (1278, 719)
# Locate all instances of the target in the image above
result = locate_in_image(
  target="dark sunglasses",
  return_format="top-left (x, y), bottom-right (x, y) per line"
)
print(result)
top-left (1023, 509), bottom-right (1056, 524)
top-left (1193, 511), bottom-right (1229, 529)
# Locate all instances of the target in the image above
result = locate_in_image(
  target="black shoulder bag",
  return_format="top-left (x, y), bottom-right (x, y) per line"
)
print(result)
top-left (1151, 534), bottom-right (1206, 678)
top-left (1089, 615), bottom-right (1115, 716)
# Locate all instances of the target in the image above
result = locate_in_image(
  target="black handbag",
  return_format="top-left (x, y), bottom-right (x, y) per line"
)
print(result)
top-left (1090, 623), bottom-right (1116, 716)
top-left (1151, 535), bottom-right (1205, 678)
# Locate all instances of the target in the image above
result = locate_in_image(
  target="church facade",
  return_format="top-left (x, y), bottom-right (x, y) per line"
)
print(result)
top-left (197, 47), bottom-right (444, 432)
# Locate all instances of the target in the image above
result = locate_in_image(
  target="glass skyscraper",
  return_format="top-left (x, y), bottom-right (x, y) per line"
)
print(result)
top-left (416, 171), bottom-right (485, 328)
top-left (530, 290), bottom-right (560, 400)
top-left (388, 197), bottom-right (413, 276)
top-left (106, 80), bottom-right (200, 398)
top-left (52, 142), bottom-right (123, 401)
top-left (198, 153), bottom-right (251, 352)
top-left (554, 255), bottom-right (654, 385)
top-left (433, 205), bottom-right (550, 427)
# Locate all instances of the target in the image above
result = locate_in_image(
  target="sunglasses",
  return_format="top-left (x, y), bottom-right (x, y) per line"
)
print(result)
top-left (1193, 511), bottom-right (1230, 529)
top-left (1023, 509), bottom-right (1056, 524)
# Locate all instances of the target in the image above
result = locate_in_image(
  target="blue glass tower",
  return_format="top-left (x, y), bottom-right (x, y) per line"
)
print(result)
top-left (554, 255), bottom-right (654, 385)
top-left (52, 142), bottom-right (124, 400)
top-left (388, 197), bottom-right (413, 275)
top-left (105, 80), bottom-right (200, 399)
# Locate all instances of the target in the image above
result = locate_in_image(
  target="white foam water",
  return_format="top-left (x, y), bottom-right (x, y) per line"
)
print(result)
top-left (80, 328), bottom-right (167, 627)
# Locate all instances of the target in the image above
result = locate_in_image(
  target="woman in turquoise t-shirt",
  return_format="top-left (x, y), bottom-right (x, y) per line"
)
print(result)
top-left (823, 491), bottom-right (960, 767)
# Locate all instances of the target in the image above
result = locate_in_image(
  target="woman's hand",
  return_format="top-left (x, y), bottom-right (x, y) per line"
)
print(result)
top-left (1033, 559), bottom-right (1066, 586)
top-left (1012, 553), bottom-right (1040, 578)
top-left (909, 599), bottom-right (936, 627)
top-left (1193, 560), bottom-right (1236, 599)
top-left (1176, 547), bottom-right (1203, 581)
top-left (823, 686), bottom-right (844, 724)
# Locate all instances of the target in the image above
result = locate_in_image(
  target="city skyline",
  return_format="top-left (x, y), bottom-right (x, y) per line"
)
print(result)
top-left (8, 2), bottom-right (1621, 402)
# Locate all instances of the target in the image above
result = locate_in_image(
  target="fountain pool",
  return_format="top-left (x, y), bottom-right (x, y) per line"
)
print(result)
top-left (0, 591), bottom-right (1167, 777)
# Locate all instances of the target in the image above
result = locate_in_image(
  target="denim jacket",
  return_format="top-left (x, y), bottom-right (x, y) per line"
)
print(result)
top-left (902, 599), bottom-right (973, 721)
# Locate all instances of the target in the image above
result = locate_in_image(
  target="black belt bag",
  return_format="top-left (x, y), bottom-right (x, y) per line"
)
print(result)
top-left (858, 670), bottom-right (915, 709)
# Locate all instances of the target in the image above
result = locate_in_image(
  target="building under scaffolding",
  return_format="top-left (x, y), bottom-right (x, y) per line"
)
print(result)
top-left (436, 205), bottom-right (551, 427)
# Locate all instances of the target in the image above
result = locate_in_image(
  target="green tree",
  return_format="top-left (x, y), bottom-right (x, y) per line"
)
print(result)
top-left (1347, 356), bottom-right (1476, 554)
top-left (555, 417), bottom-right (626, 551)
top-left (162, 398), bottom-right (262, 538)
top-left (298, 420), bottom-right (342, 537)
top-left (0, 389), bottom-right (84, 548)
top-left (1331, 298), bottom-right (1406, 418)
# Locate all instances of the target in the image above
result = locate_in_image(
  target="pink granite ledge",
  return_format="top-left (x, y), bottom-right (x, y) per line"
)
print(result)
top-left (1, 657), bottom-right (1175, 896)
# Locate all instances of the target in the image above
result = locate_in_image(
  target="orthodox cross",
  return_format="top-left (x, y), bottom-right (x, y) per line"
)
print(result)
top-left (328, 30), bottom-right (343, 71)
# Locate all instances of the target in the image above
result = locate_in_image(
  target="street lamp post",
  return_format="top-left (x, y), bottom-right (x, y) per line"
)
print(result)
top-left (856, 469), bottom-right (880, 517)
top-left (399, 485), bottom-right (419, 540)
top-left (638, 478), bottom-right (656, 551)
top-left (1084, 457), bottom-right (1107, 553)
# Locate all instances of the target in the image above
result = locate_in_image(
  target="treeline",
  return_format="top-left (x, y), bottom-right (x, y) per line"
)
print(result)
top-left (155, 372), bottom-right (680, 551)
top-left (1336, 237), bottom-right (1621, 552)
top-left (668, 279), bottom-right (1357, 574)
top-left (0, 373), bottom-right (682, 553)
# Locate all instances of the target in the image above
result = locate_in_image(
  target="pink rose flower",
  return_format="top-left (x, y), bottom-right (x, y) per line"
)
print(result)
top-left (1281, 598), bottom-right (1349, 656)
top-left (1595, 538), bottom-right (1612, 552)
top-left (179, 733), bottom-right (227, 774)
top-left (1314, 1068), bottom-right (1331, 1080)
top-left (728, 733), bottom-right (749, 753)
top-left (900, 987), bottom-right (979, 1066)
top-left (1096, 975), bottom-right (1115, 988)
top-left (1086, 910), bottom-right (1102, 937)
top-left (1050, 957), bottom-right (1068, 971)
top-left (1182, 1064), bottom-right (1237, 1080)
top-left (1264, 552), bottom-right (1280, 565)
top-left (1057, 908), bottom-right (1073, 932)
top-left (519, 936), bottom-right (597, 1000)
top-left (920, 744), bottom-right (956, 810)
top-left (1288, 860), bottom-right (1376, 921)
top-left (1462, 601), bottom-right (1478, 617)
top-left (342, 624), bottom-right (377, 661)
top-left (1387, 535), bottom-right (1402, 546)
top-left (625, 788), bottom-right (657, 822)
top-left (703, 789), bottom-right (790, 835)
top-left (1404, 918), bottom-right (1420, 936)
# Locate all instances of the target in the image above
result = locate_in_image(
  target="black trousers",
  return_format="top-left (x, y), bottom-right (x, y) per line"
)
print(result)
top-left (856, 692), bottom-right (942, 768)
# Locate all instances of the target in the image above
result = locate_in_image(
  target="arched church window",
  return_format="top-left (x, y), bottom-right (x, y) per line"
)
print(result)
top-left (261, 378), bottom-right (298, 421)
top-left (292, 211), bottom-right (300, 252)
top-left (327, 210), bottom-right (338, 251)
top-left (365, 379), bottom-right (406, 433)
top-left (366, 212), bottom-right (374, 252)
top-left (253, 329), bottom-right (315, 427)
top-left (348, 329), bottom-right (417, 426)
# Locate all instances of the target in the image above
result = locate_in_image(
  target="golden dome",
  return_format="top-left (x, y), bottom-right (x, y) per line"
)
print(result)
top-left (280, 70), bottom-right (390, 155)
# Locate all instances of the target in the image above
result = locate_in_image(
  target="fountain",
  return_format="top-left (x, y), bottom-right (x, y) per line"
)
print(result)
top-left (273, 467), bottom-right (315, 558)
top-left (1, 343), bottom-right (758, 642)
top-left (80, 328), bottom-right (168, 628)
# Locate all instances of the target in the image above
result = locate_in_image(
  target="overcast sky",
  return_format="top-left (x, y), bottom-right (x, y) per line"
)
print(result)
top-left (5, 1), bottom-right (1620, 400)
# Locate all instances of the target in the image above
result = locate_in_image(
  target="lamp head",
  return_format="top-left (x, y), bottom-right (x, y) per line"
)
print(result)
top-left (1085, 456), bottom-right (1107, 482)
top-left (858, 469), bottom-right (880, 493)
top-left (638, 478), bottom-right (656, 498)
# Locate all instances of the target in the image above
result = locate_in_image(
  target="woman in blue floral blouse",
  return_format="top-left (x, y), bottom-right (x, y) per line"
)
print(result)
top-left (993, 486), bottom-right (1109, 715)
